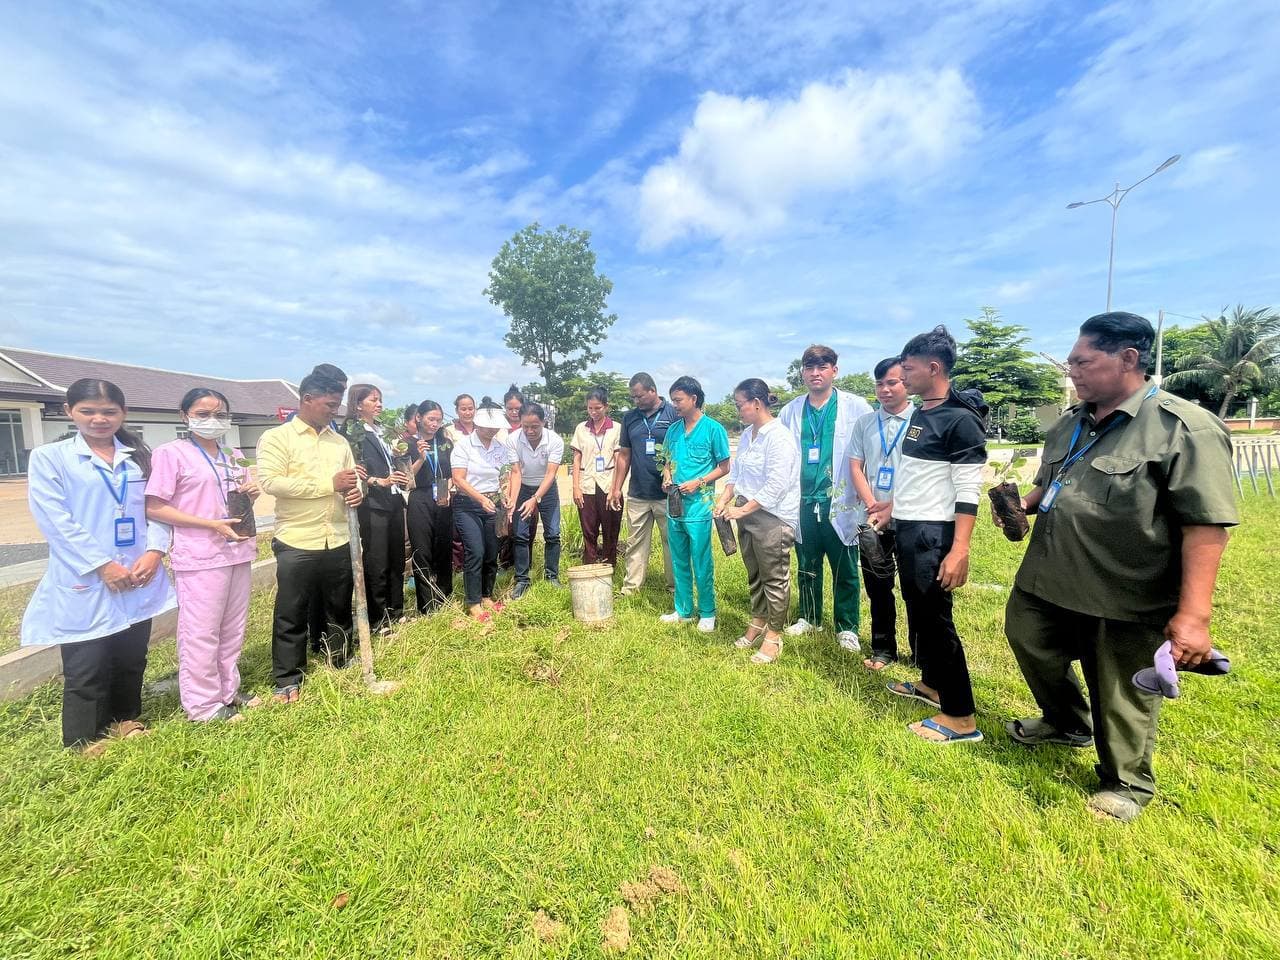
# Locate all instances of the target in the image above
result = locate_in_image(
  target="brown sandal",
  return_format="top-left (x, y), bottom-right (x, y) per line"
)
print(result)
top-left (109, 719), bottom-right (150, 739)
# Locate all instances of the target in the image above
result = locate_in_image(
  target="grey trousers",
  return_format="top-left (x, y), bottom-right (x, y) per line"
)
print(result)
top-left (622, 497), bottom-right (675, 593)
top-left (1005, 585), bottom-right (1164, 805)
top-left (738, 509), bottom-right (796, 632)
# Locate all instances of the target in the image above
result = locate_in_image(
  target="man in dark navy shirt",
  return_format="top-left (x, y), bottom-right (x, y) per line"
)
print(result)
top-left (611, 372), bottom-right (678, 596)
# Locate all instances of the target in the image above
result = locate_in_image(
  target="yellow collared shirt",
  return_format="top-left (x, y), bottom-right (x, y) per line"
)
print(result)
top-left (257, 417), bottom-right (355, 550)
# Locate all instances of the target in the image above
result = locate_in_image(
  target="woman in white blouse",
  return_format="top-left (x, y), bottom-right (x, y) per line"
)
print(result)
top-left (21, 378), bottom-right (177, 753)
top-left (450, 397), bottom-right (518, 621)
top-left (714, 378), bottom-right (800, 665)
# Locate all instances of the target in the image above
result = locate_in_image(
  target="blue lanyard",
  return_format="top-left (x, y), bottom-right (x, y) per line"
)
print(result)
top-left (805, 396), bottom-right (832, 446)
top-left (878, 413), bottom-right (908, 461)
top-left (1056, 386), bottom-right (1157, 481)
top-left (640, 409), bottom-right (662, 438)
top-left (424, 439), bottom-right (439, 479)
top-left (93, 462), bottom-right (129, 514)
top-left (190, 439), bottom-right (230, 507)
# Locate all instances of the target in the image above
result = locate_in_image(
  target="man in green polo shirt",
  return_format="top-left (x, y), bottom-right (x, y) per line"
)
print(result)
top-left (997, 312), bottom-right (1238, 823)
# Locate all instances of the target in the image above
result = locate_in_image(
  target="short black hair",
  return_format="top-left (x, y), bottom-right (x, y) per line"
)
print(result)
top-left (629, 372), bottom-right (656, 392)
top-left (873, 356), bottom-right (902, 380)
top-left (585, 386), bottom-right (610, 406)
top-left (901, 325), bottom-right (957, 374)
top-left (299, 369), bottom-right (346, 397)
top-left (669, 376), bottom-right (705, 409)
top-left (802, 344), bottom-right (838, 368)
top-left (1080, 312), bottom-right (1155, 368)
top-left (403, 403), bottom-right (418, 422)
top-left (519, 401), bottom-right (546, 421)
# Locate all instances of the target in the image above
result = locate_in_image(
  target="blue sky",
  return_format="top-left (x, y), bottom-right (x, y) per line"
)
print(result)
top-left (2, 0), bottom-right (1277, 409)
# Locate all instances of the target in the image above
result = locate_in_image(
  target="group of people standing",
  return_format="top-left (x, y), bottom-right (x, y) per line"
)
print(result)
top-left (19, 311), bottom-right (1238, 822)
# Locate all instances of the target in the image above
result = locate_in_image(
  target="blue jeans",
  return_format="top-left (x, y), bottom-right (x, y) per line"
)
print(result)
top-left (514, 482), bottom-right (562, 585)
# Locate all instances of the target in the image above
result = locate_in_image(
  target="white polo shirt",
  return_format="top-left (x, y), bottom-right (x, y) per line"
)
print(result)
top-left (505, 428), bottom-right (565, 485)
top-left (451, 432), bottom-right (513, 495)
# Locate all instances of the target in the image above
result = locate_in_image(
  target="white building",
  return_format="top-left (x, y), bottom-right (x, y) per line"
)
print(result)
top-left (0, 347), bottom-right (305, 477)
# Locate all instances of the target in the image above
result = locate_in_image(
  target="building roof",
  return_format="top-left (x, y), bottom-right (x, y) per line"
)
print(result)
top-left (0, 347), bottom-right (301, 418)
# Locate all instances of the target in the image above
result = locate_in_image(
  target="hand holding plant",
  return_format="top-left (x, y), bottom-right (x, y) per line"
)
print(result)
top-left (987, 456), bottom-right (1029, 542)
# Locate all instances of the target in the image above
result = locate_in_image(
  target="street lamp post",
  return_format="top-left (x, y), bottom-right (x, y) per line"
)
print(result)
top-left (1067, 154), bottom-right (1180, 311)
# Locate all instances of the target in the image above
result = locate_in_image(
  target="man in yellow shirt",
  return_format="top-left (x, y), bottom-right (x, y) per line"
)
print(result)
top-left (257, 366), bottom-right (363, 702)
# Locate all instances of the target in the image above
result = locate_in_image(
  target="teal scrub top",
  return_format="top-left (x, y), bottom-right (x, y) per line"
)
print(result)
top-left (800, 393), bottom-right (838, 502)
top-left (663, 414), bottom-right (731, 523)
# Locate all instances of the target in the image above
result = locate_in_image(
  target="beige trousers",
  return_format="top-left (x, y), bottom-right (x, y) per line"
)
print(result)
top-left (738, 509), bottom-right (796, 631)
top-left (622, 497), bottom-right (675, 593)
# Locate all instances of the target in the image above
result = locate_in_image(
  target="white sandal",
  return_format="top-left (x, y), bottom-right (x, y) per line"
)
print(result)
top-left (734, 623), bottom-right (766, 649)
top-left (750, 637), bottom-right (783, 665)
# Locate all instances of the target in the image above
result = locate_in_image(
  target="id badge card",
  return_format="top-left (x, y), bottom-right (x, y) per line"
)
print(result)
top-left (1039, 480), bottom-right (1061, 513)
top-left (875, 465), bottom-right (894, 491)
top-left (645, 437), bottom-right (656, 456)
top-left (596, 455), bottom-right (606, 472)
top-left (807, 445), bottom-right (821, 465)
top-left (431, 480), bottom-right (438, 500)
top-left (114, 516), bottom-right (136, 547)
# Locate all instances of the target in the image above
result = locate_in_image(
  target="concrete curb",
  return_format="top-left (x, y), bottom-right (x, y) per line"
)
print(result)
top-left (0, 557), bottom-right (278, 703)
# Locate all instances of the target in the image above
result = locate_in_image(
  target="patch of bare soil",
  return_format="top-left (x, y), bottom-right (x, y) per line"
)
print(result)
top-left (531, 909), bottom-right (565, 942)
top-left (619, 865), bottom-right (687, 914)
top-left (600, 905), bottom-right (631, 953)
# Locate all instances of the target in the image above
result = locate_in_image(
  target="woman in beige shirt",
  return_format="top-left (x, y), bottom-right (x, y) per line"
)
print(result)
top-left (570, 387), bottom-right (624, 566)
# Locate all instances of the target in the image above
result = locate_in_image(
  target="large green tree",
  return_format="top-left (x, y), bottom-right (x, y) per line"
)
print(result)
top-left (782, 359), bottom-right (875, 405)
top-left (951, 308), bottom-right (1062, 424)
top-left (484, 222), bottom-right (617, 396)
top-left (1162, 305), bottom-right (1280, 418)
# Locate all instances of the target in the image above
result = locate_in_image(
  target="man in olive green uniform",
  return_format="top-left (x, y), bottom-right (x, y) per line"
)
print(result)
top-left (998, 312), bottom-right (1238, 822)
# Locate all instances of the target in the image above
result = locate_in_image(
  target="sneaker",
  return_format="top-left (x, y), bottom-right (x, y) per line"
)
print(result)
top-left (784, 619), bottom-right (816, 636)
top-left (837, 631), bottom-right (861, 652)
top-left (659, 612), bottom-right (696, 624)
top-left (696, 617), bottom-right (716, 633)
top-left (512, 582), bottom-right (530, 600)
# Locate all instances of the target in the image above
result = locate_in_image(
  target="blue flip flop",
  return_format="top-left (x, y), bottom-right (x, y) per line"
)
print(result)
top-left (887, 681), bottom-right (941, 710)
top-left (910, 717), bottom-right (984, 745)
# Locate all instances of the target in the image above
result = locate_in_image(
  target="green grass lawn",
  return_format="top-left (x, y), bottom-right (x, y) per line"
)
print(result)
top-left (1, 497), bottom-right (1278, 959)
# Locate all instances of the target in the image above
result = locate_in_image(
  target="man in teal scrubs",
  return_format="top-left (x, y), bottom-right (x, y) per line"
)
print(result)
top-left (660, 376), bottom-right (731, 632)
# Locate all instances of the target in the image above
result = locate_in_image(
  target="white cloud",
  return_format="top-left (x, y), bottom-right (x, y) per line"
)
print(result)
top-left (348, 371), bottom-right (395, 394)
top-left (637, 68), bottom-right (979, 247)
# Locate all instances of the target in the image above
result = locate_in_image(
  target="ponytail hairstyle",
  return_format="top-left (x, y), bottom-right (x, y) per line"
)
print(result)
top-left (503, 383), bottom-right (525, 405)
top-left (734, 378), bottom-right (778, 409)
top-left (65, 378), bottom-right (153, 477)
top-left (343, 383), bottom-right (381, 430)
top-left (179, 387), bottom-right (232, 416)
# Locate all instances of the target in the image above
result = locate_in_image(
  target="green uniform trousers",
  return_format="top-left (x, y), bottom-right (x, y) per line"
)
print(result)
top-left (669, 518), bottom-right (716, 619)
top-left (796, 500), bottom-right (860, 634)
top-left (1005, 585), bottom-right (1164, 805)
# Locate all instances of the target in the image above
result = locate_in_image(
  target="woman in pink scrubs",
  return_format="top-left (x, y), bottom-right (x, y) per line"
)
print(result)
top-left (145, 388), bottom-right (261, 722)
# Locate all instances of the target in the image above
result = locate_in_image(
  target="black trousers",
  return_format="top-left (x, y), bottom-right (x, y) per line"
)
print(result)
top-left (861, 526), bottom-right (918, 663)
top-left (454, 495), bottom-right (498, 605)
top-left (357, 498), bottom-right (405, 628)
top-left (407, 489), bottom-right (454, 612)
top-left (894, 520), bottom-right (976, 717)
top-left (271, 540), bottom-right (353, 688)
top-left (59, 619), bottom-right (151, 748)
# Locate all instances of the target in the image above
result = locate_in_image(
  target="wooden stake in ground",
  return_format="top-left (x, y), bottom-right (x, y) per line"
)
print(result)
top-left (347, 494), bottom-right (401, 696)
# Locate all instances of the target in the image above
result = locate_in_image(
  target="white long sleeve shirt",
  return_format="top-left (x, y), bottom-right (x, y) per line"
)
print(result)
top-left (21, 434), bottom-right (176, 647)
top-left (728, 420), bottom-right (801, 531)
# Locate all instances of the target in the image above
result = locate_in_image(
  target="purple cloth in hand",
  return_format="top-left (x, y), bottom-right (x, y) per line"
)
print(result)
top-left (1132, 640), bottom-right (1231, 699)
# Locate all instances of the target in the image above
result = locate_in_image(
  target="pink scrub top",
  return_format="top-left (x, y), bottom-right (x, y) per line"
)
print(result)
top-left (147, 440), bottom-right (258, 572)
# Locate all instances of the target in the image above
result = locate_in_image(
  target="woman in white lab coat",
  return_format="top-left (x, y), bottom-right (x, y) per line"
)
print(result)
top-left (21, 378), bottom-right (176, 753)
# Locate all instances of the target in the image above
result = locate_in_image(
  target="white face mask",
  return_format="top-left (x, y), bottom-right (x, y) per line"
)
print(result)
top-left (188, 416), bottom-right (230, 440)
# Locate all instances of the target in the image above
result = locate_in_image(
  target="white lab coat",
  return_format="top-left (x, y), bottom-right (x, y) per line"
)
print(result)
top-left (778, 388), bottom-right (872, 546)
top-left (21, 434), bottom-right (176, 647)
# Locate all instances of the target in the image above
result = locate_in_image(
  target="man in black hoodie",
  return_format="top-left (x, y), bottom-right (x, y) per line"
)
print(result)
top-left (886, 326), bottom-right (987, 744)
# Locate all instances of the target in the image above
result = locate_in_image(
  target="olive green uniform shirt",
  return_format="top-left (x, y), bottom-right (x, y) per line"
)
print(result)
top-left (1015, 380), bottom-right (1239, 625)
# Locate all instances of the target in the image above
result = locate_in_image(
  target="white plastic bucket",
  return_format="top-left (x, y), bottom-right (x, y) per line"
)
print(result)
top-left (566, 563), bottom-right (614, 622)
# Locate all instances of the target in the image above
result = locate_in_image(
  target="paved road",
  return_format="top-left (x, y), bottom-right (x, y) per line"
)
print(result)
top-left (0, 543), bottom-right (48, 566)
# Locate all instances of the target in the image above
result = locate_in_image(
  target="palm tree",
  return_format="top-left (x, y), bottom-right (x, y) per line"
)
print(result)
top-left (1163, 305), bottom-right (1280, 418)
